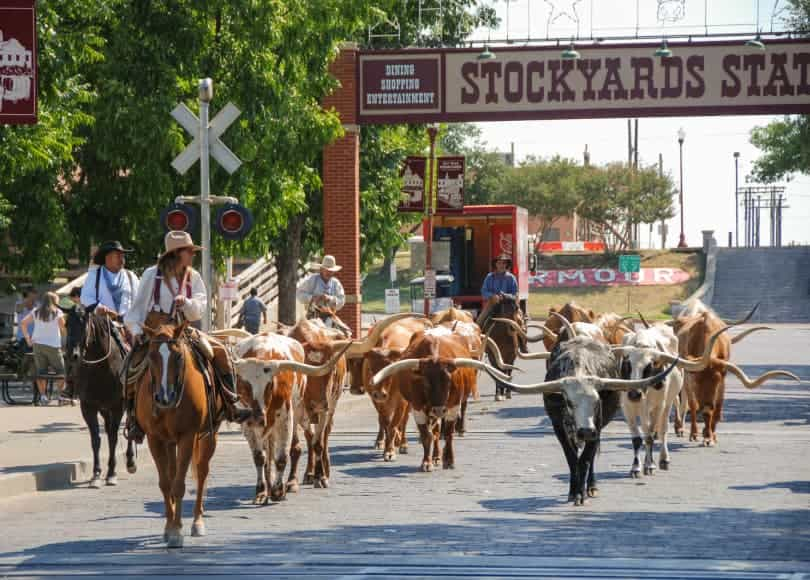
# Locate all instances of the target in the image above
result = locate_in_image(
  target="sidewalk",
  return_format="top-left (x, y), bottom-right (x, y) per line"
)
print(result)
top-left (0, 392), bottom-right (372, 500)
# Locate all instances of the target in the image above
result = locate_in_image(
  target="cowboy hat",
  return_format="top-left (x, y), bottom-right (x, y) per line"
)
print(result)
top-left (93, 240), bottom-right (134, 265)
top-left (491, 253), bottom-right (513, 268)
top-left (159, 231), bottom-right (203, 259)
top-left (308, 255), bottom-right (342, 273)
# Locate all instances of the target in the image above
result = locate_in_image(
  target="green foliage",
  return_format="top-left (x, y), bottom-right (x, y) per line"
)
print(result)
top-left (750, 0), bottom-right (809, 183)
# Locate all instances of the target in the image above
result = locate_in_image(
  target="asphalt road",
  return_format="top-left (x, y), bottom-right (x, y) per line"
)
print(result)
top-left (0, 326), bottom-right (808, 579)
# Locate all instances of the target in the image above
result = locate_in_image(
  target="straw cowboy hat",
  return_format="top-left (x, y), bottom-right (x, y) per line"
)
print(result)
top-left (93, 240), bottom-right (134, 265)
top-left (160, 231), bottom-right (203, 259)
top-left (308, 255), bottom-right (342, 273)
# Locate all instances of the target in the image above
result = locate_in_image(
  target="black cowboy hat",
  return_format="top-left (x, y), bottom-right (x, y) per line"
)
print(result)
top-left (491, 253), bottom-right (513, 268)
top-left (93, 240), bottom-right (134, 265)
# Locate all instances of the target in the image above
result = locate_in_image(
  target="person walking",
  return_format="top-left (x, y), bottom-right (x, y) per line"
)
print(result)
top-left (239, 288), bottom-right (267, 334)
top-left (21, 292), bottom-right (66, 405)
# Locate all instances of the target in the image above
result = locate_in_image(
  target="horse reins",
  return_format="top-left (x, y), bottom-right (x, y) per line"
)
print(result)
top-left (82, 316), bottom-right (115, 365)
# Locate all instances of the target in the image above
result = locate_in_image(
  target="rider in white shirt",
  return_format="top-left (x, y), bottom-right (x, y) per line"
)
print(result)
top-left (80, 241), bottom-right (139, 320)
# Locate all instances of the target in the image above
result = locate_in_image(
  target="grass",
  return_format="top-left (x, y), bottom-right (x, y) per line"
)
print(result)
top-left (362, 249), bottom-right (703, 319)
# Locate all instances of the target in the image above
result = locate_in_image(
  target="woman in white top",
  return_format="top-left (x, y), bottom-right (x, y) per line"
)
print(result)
top-left (21, 292), bottom-right (66, 404)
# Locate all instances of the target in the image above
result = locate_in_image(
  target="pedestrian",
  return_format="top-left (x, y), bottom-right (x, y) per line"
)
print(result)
top-left (14, 288), bottom-right (38, 350)
top-left (239, 288), bottom-right (267, 334)
top-left (20, 291), bottom-right (66, 405)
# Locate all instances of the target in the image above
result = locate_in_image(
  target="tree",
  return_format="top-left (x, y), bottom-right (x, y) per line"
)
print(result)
top-left (0, 0), bottom-right (109, 281)
top-left (750, 0), bottom-right (809, 182)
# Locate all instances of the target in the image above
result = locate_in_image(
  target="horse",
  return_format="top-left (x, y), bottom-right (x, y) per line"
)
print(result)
top-left (135, 320), bottom-right (221, 548)
top-left (73, 312), bottom-right (137, 488)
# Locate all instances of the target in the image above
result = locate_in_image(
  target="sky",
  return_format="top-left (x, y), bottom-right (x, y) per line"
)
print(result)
top-left (462, 0), bottom-right (809, 247)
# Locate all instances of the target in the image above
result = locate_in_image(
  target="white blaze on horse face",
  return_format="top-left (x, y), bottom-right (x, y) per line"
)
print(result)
top-left (159, 342), bottom-right (171, 394)
top-left (562, 380), bottom-right (600, 434)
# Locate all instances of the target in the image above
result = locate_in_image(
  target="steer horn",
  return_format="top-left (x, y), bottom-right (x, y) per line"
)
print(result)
top-left (527, 323), bottom-right (558, 341)
top-left (484, 336), bottom-right (523, 371)
top-left (343, 313), bottom-right (427, 358)
top-left (491, 318), bottom-right (546, 342)
top-left (371, 358), bottom-right (421, 386)
top-left (210, 328), bottom-right (253, 340)
top-left (724, 302), bottom-right (760, 326)
top-left (244, 341), bottom-right (353, 378)
top-left (637, 312), bottom-right (651, 329)
top-left (597, 357), bottom-right (680, 391)
top-left (730, 326), bottom-right (773, 345)
top-left (451, 358), bottom-right (515, 382)
top-left (550, 311), bottom-right (577, 339)
top-left (612, 325), bottom-right (730, 373)
top-left (720, 361), bottom-right (800, 389)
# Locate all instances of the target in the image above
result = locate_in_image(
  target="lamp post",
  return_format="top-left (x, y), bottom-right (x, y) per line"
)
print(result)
top-left (424, 123), bottom-right (439, 317)
top-left (677, 127), bottom-right (687, 248)
top-left (733, 152), bottom-right (740, 247)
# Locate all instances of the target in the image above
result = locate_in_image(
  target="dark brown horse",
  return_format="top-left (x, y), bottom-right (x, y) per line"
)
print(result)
top-left (135, 320), bottom-right (221, 548)
top-left (74, 312), bottom-right (137, 488)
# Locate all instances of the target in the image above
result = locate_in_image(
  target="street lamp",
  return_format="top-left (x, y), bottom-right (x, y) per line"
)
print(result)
top-left (677, 127), bottom-right (687, 248)
top-left (424, 123), bottom-right (440, 316)
top-left (733, 152), bottom-right (740, 247)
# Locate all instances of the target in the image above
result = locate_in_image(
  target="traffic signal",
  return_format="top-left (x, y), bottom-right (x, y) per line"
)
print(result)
top-left (160, 203), bottom-right (197, 233)
top-left (214, 203), bottom-right (253, 241)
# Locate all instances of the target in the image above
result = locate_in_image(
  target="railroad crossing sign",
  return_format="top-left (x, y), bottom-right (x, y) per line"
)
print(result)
top-left (171, 101), bottom-right (242, 175)
top-left (619, 254), bottom-right (641, 274)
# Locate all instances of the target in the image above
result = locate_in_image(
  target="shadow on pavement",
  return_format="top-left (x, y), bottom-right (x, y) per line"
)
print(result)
top-left (730, 481), bottom-right (810, 494)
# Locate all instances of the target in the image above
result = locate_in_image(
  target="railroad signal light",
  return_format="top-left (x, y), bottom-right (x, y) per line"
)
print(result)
top-left (160, 203), bottom-right (196, 233)
top-left (214, 203), bottom-right (253, 241)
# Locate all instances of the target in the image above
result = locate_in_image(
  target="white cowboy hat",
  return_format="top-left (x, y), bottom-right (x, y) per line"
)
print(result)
top-left (308, 255), bottom-right (342, 273)
top-left (160, 231), bottom-right (203, 259)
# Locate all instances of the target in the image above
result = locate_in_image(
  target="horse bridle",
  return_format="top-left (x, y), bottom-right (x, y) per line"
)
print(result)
top-left (82, 316), bottom-right (115, 365)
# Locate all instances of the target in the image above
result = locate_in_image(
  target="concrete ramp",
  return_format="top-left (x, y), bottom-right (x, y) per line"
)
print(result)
top-left (711, 247), bottom-right (810, 322)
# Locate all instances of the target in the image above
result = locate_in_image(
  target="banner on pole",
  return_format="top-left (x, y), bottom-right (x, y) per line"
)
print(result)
top-left (398, 156), bottom-right (427, 213)
top-left (435, 156), bottom-right (465, 214)
top-left (0, 0), bottom-right (37, 125)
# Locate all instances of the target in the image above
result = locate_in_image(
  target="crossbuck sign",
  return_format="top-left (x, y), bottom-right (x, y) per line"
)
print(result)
top-left (171, 102), bottom-right (242, 175)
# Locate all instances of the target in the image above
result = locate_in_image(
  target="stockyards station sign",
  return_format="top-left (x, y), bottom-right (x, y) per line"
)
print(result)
top-left (0, 0), bottom-right (37, 125)
top-left (358, 39), bottom-right (810, 124)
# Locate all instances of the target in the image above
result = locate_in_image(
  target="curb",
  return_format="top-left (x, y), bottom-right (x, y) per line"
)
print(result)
top-left (0, 391), bottom-right (373, 500)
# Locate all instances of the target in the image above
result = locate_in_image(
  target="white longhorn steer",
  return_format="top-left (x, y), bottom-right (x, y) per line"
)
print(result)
top-left (616, 325), bottom-right (684, 477)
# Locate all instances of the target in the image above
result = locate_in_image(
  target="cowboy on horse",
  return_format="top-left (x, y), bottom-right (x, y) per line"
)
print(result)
top-left (123, 231), bottom-right (251, 442)
top-left (297, 254), bottom-right (351, 336)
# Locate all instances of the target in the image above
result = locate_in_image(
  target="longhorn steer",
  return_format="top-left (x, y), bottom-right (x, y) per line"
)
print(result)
top-left (478, 321), bottom-right (678, 506)
top-left (370, 330), bottom-right (503, 472)
top-left (672, 302), bottom-right (798, 446)
top-left (231, 333), bottom-right (345, 504)
top-left (615, 325), bottom-right (684, 476)
top-left (285, 319), bottom-right (351, 489)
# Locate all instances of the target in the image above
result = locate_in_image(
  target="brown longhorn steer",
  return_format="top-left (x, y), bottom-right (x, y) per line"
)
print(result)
top-left (370, 329), bottom-right (509, 472)
top-left (286, 319), bottom-right (352, 489)
top-left (673, 304), bottom-right (799, 446)
top-left (543, 303), bottom-right (595, 351)
top-left (231, 333), bottom-right (345, 504)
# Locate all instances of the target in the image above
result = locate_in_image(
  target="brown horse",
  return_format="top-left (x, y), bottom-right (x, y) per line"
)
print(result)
top-left (135, 320), bottom-right (220, 548)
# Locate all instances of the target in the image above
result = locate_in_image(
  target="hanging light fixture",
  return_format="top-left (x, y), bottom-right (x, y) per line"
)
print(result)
top-left (745, 32), bottom-right (766, 50)
top-left (477, 45), bottom-right (496, 60)
top-left (654, 39), bottom-right (672, 58)
top-left (561, 39), bottom-right (581, 61)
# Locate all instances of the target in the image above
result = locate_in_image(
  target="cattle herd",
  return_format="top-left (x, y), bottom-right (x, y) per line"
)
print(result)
top-left (202, 298), bottom-right (800, 512)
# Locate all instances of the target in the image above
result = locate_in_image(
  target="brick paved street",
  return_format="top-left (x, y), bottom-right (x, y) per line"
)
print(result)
top-left (0, 326), bottom-right (808, 578)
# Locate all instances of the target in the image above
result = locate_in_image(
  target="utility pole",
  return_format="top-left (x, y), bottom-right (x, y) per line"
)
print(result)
top-left (733, 152), bottom-right (740, 247)
top-left (659, 153), bottom-right (667, 249)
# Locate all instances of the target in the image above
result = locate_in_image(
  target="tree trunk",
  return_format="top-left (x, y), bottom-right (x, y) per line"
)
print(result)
top-left (377, 247), bottom-right (395, 278)
top-left (276, 213), bottom-right (304, 326)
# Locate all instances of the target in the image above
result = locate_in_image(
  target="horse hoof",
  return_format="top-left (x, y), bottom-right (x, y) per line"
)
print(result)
top-left (254, 493), bottom-right (268, 505)
top-left (106, 476), bottom-right (118, 486)
top-left (420, 462), bottom-right (432, 473)
top-left (191, 522), bottom-right (206, 537)
top-left (166, 532), bottom-right (184, 548)
top-left (374, 441), bottom-right (384, 451)
top-left (659, 460), bottom-right (670, 471)
top-left (286, 480), bottom-right (300, 494)
top-left (630, 470), bottom-right (641, 479)
top-left (89, 476), bottom-right (102, 489)
top-left (303, 475), bottom-right (314, 485)
top-left (126, 463), bottom-right (137, 475)
top-left (588, 487), bottom-right (599, 498)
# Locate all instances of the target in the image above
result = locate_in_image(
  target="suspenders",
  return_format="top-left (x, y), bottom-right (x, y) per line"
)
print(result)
top-left (152, 272), bottom-right (192, 314)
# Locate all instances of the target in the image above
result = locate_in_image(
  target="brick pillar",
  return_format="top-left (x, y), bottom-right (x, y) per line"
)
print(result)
top-left (323, 43), bottom-right (361, 336)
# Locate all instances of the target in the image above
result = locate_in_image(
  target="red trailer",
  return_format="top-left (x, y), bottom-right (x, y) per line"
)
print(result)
top-left (421, 205), bottom-right (530, 318)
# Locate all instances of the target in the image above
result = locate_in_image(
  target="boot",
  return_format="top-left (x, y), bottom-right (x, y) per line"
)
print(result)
top-left (220, 372), bottom-right (253, 424)
top-left (124, 398), bottom-right (145, 444)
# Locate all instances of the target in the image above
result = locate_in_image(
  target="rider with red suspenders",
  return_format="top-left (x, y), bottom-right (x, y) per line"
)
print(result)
top-left (123, 231), bottom-right (250, 442)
